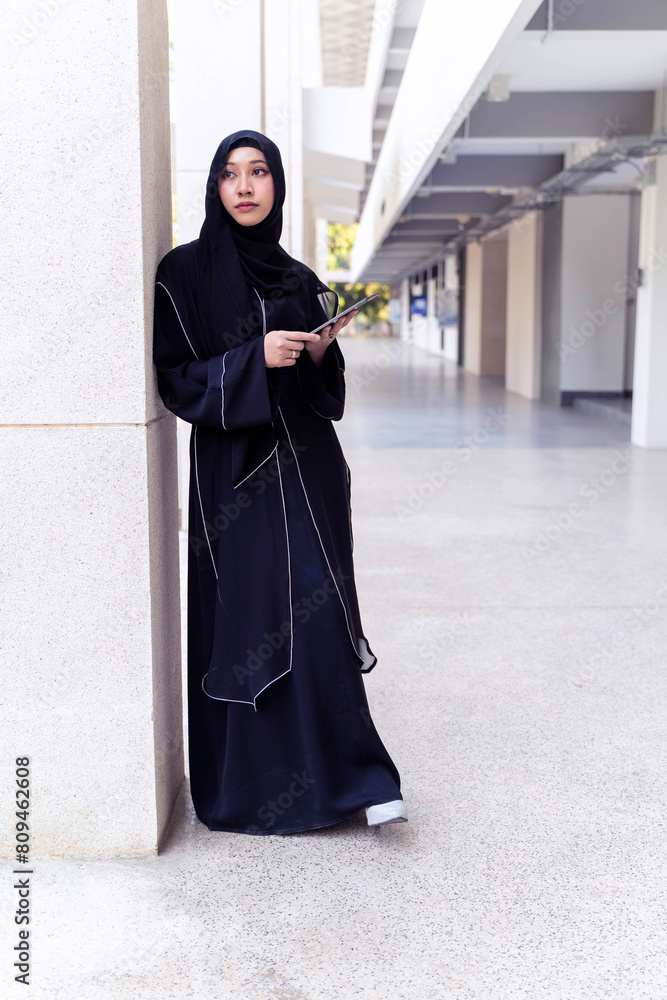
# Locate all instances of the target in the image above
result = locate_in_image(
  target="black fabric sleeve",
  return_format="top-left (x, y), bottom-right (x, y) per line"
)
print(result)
top-left (152, 282), bottom-right (276, 428)
top-left (296, 338), bottom-right (346, 420)
top-left (294, 270), bottom-right (346, 420)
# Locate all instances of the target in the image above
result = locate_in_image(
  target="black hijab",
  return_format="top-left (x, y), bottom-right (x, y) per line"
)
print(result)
top-left (155, 129), bottom-right (340, 487)
top-left (197, 129), bottom-right (306, 348)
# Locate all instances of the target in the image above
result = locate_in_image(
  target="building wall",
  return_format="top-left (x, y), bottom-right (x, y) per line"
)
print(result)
top-left (560, 194), bottom-right (630, 394)
top-left (506, 211), bottom-right (542, 399)
top-left (172, 0), bottom-right (263, 247)
top-left (400, 278), bottom-right (411, 340)
top-left (480, 232), bottom-right (508, 376)
top-left (464, 242), bottom-right (484, 374)
top-left (624, 193), bottom-right (642, 391)
top-left (632, 151), bottom-right (667, 447)
top-left (443, 256), bottom-right (460, 362)
top-left (0, 0), bottom-right (182, 857)
top-left (412, 275), bottom-right (444, 354)
top-left (540, 201), bottom-right (564, 405)
top-left (464, 236), bottom-right (507, 376)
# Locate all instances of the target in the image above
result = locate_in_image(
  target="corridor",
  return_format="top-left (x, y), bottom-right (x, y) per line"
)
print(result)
top-left (30, 338), bottom-right (667, 999)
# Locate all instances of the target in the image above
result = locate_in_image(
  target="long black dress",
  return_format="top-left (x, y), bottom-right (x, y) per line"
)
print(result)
top-left (191, 389), bottom-right (401, 833)
top-left (153, 130), bottom-right (402, 834)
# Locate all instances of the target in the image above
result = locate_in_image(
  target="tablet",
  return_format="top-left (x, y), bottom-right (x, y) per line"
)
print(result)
top-left (309, 291), bottom-right (380, 336)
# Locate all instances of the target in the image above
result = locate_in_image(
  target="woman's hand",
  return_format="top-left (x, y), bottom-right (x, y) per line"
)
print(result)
top-left (264, 329), bottom-right (322, 368)
top-left (304, 310), bottom-right (357, 368)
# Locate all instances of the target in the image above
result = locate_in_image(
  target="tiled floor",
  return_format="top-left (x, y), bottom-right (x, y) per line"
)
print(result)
top-left (10, 337), bottom-right (667, 1000)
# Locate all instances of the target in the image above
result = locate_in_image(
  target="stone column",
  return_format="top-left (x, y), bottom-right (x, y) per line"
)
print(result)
top-left (264, 0), bottom-right (304, 259)
top-left (463, 242), bottom-right (484, 374)
top-left (464, 233), bottom-right (508, 377)
top-left (558, 194), bottom-right (631, 403)
top-left (172, 0), bottom-right (263, 246)
top-left (400, 279), bottom-right (411, 341)
top-left (632, 152), bottom-right (667, 447)
top-left (505, 211), bottom-right (542, 399)
top-left (0, 0), bottom-right (182, 856)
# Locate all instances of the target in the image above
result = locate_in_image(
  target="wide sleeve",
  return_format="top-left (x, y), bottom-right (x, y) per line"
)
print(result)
top-left (295, 271), bottom-right (346, 420)
top-left (152, 281), bottom-right (276, 429)
top-left (296, 338), bottom-right (346, 421)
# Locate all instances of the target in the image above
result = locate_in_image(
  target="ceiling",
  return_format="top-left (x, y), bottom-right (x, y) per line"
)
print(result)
top-left (501, 32), bottom-right (667, 92)
top-left (345, 0), bottom-right (667, 283)
top-left (318, 0), bottom-right (377, 87)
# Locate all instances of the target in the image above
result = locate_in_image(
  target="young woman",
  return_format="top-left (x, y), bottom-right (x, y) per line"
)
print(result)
top-left (153, 129), bottom-right (406, 834)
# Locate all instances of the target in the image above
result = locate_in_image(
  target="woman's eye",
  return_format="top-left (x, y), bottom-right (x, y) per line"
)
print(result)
top-left (253, 168), bottom-right (268, 175)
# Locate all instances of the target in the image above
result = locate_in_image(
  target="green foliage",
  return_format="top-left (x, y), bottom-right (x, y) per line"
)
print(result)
top-left (327, 223), bottom-right (389, 330)
top-left (327, 223), bottom-right (358, 271)
top-left (330, 282), bottom-right (390, 328)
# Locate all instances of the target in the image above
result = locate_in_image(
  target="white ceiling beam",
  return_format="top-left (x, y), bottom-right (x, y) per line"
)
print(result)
top-left (349, 0), bottom-right (544, 282)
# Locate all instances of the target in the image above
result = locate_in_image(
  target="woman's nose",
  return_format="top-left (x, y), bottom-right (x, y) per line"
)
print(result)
top-left (237, 174), bottom-right (253, 194)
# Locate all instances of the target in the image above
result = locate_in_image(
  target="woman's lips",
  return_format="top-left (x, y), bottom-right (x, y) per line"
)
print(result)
top-left (236, 203), bottom-right (258, 212)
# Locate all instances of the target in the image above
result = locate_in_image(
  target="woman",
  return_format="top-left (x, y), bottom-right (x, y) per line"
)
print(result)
top-left (153, 129), bottom-right (406, 834)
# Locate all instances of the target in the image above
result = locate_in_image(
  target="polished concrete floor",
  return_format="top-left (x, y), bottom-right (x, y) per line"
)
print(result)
top-left (8, 338), bottom-right (667, 999)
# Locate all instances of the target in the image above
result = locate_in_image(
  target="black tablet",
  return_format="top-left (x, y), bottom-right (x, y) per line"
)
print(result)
top-left (309, 291), bottom-right (380, 336)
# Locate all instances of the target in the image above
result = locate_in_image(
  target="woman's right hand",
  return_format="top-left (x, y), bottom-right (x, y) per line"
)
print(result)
top-left (264, 329), bottom-right (322, 368)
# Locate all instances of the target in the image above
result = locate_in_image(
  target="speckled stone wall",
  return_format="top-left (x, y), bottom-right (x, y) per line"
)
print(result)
top-left (0, 0), bottom-right (183, 856)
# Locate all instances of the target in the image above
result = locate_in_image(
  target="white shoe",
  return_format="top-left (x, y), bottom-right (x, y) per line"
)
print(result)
top-left (366, 800), bottom-right (408, 826)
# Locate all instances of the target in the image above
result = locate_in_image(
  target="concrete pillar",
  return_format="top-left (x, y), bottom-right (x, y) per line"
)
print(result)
top-left (265, 0), bottom-right (304, 260)
top-left (464, 234), bottom-right (507, 376)
top-left (506, 211), bottom-right (542, 399)
top-left (172, 0), bottom-right (263, 246)
top-left (425, 272), bottom-right (442, 354)
top-left (539, 201), bottom-right (564, 405)
top-left (400, 278), bottom-right (411, 341)
top-left (314, 217), bottom-right (329, 282)
top-left (464, 242), bottom-right (484, 373)
top-left (539, 195), bottom-right (633, 406)
top-left (171, 0), bottom-right (306, 525)
top-left (173, 0), bottom-right (306, 257)
top-left (559, 194), bottom-right (630, 402)
top-left (0, 0), bottom-right (182, 856)
top-left (481, 233), bottom-right (508, 376)
top-left (443, 256), bottom-right (460, 362)
top-left (410, 276), bottom-right (428, 349)
top-left (632, 153), bottom-right (667, 447)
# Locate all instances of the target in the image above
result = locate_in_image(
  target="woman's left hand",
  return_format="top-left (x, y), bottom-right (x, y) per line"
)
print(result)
top-left (304, 309), bottom-right (357, 367)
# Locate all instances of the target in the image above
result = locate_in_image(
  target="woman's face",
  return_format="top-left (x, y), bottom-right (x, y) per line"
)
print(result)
top-left (217, 146), bottom-right (275, 225)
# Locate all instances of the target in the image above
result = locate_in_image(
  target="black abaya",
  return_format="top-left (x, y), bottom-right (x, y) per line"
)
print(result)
top-left (189, 397), bottom-right (401, 834)
top-left (153, 130), bottom-right (402, 834)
